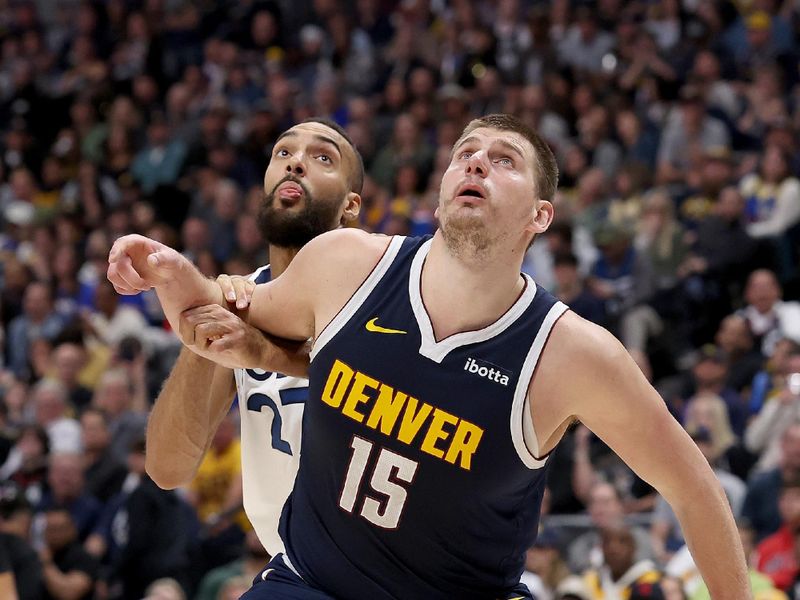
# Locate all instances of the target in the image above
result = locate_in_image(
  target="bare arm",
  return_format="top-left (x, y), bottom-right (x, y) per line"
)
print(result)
top-left (0, 573), bottom-right (17, 600)
top-left (146, 348), bottom-right (236, 489)
top-left (531, 313), bottom-right (750, 598)
top-left (39, 559), bottom-right (92, 600)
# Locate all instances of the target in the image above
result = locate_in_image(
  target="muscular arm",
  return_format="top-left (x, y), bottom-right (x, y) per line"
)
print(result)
top-left (146, 349), bottom-right (236, 489)
top-left (531, 313), bottom-right (750, 599)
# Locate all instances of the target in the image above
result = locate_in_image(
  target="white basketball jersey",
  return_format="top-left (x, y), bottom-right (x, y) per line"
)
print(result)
top-left (235, 265), bottom-right (308, 557)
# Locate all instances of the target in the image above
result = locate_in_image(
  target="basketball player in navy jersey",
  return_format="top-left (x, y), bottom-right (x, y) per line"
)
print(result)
top-left (144, 118), bottom-right (363, 558)
top-left (108, 114), bottom-right (750, 599)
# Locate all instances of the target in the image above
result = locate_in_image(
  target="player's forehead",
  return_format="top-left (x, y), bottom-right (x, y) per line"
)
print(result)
top-left (454, 127), bottom-right (534, 160)
top-left (283, 122), bottom-right (346, 149)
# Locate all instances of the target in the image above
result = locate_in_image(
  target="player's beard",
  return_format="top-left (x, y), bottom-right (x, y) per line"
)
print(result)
top-left (439, 203), bottom-right (494, 260)
top-left (258, 177), bottom-right (342, 248)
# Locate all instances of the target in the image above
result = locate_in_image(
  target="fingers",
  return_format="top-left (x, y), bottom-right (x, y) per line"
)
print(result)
top-left (107, 258), bottom-right (148, 295)
top-left (180, 305), bottom-right (242, 348)
top-left (216, 275), bottom-right (254, 309)
top-left (217, 275), bottom-right (236, 304)
top-left (233, 278), bottom-right (254, 310)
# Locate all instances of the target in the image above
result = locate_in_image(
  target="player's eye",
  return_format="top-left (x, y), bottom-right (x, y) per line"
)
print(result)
top-left (317, 154), bottom-right (332, 163)
top-left (458, 151), bottom-right (473, 160)
top-left (275, 148), bottom-right (290, 158)
top-left (496, 157), bottom-right (513, 166)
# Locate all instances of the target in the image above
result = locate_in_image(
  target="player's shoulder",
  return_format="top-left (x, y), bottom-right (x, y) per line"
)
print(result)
top-left (297, 229), bottom-right (393, 271)
top-left (545, 311), bottom-right (629, 374)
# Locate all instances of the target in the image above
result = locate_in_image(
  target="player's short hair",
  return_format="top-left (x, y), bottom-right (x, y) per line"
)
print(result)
top-left (455, 114), bottom-right (558, 201)
top-left (300, 117), bottom-right (365, 195)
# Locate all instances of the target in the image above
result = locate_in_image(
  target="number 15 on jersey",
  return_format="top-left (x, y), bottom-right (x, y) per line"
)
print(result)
top-left (339, 436), bottom-right (418, 529)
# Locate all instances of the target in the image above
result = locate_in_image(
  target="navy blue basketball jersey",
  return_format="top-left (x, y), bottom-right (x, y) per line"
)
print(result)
top-left (280, 236), bottom-right (569, 600)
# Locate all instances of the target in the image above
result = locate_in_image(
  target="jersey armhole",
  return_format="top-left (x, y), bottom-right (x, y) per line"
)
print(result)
top-left (511, 302), bottom-right (569, 469)
top-left (310, 236), bottom-right (405, 361)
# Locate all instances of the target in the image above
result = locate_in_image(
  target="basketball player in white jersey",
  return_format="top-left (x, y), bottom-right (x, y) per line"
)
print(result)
top-left (145, 118), bottom-right (363, 557)
top-left (110, 115), bottom-right (749, 597)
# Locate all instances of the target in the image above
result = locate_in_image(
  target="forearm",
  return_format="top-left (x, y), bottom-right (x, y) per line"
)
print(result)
top-left (41, 564), bottom-right (91, 600)
top-left (667, 474), bottom-right (750, 598)
top-left (146, 348), bottom-right (234, 488)
top-left (155, 271), bottom-right (224, 336)
top-left (0, 574), bottom-right (17, 600)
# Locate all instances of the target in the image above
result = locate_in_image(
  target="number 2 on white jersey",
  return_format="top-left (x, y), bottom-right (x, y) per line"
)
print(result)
top-left (339, 436), bottom-right (418, 529)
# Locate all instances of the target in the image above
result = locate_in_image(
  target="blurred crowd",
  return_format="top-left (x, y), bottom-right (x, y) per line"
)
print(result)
top-left (1, 0), bottom-right (800, 598)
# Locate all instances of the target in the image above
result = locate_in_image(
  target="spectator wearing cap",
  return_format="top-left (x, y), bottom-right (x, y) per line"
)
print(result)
top-left (38, 506), bottom-right (99, 600)
top-left (723, 10), bottom-right (795, 77)
top-left (678, 145), bottom-right (736, 230)
top-left (0, 482), bottom-right (43, 600)
top-left (754, 477), bottom-right (800, 591)
top-left (656, 86), bottom-right (731, 188)
top-left (520, 527), bottom-right (571, 600)
top-left (679, 344), bottom-right (746, 437)
top-left (581, 522), bottom-right (663, 600)
top-left (715, 314), bottom-right (765, 395)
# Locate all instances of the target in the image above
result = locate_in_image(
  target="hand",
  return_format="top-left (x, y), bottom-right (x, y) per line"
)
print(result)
top-left (107, 234), bottom-right (187, 295)
top-left (217, 274), bottom-right (255, 310)
top-left (179, 304), bottom-right (266, 369)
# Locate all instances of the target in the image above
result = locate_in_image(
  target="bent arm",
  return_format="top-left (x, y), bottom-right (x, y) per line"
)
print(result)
top-left (532, 314), bottom-right (750, 598)
top-left (40, 564), bottom-right (92, 600)
top-left (146, 348), bottom-right (236, 489)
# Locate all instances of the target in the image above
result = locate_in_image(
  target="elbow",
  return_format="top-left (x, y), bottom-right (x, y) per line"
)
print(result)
top-left (145, 457), bottom-right (193, 490)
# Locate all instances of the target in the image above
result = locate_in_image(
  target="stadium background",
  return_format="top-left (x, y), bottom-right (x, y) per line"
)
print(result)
top-left (1, 0), bottom-right (800, 598)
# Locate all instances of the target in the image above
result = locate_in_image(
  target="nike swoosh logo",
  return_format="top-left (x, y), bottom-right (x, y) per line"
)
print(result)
top-left (365, 317), bottom-right (407, 335)
top-left (261, 568), bottom-right (274, 580)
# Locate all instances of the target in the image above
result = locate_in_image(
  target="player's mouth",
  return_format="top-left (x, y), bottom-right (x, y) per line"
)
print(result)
top-left (454, 183), bottom-right (487, 205)
top-left (275, 181), bottom-right (306, 206)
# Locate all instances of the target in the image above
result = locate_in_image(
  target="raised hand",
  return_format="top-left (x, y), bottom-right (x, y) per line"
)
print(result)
top-left (107, 234), bottom-right (188, 295)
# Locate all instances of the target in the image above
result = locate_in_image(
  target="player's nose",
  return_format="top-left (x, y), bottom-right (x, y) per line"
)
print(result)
top-left (286, 154), bottom-right (306, 176)
top-left (465, 150), bottom-right (488, 177)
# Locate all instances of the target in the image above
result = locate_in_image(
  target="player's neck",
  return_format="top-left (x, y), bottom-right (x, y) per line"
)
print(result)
top-left (268, 245), bottom-right (302, 277)
top-left (422, 234), bottom-right (526, 340)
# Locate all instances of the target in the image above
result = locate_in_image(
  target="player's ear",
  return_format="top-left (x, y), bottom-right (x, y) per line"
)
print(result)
top-left (341, 192), bottom-right (361, 224)
top-left (525, 199), bottom-right (554, 236)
